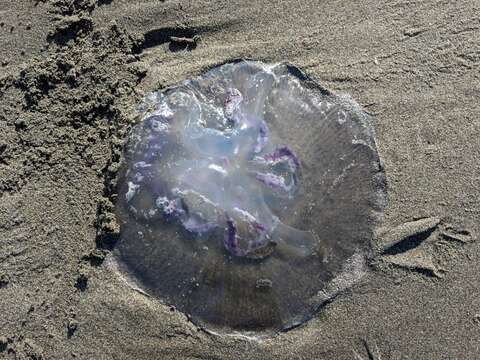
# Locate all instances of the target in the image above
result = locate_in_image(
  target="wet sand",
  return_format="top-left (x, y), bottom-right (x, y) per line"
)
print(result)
top-left (0, 0), bottom-right (479, 359)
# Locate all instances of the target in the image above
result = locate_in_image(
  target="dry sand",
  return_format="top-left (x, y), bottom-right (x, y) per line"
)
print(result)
top-left (0, 0), bottom-right (479, 359)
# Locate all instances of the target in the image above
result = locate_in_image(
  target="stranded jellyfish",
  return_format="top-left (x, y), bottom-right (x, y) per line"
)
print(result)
top-left (113, 60), bottom-right (386, 334)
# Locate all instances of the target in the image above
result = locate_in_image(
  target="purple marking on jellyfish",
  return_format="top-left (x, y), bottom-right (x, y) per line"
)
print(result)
top-left (224, 218), bottom-right (246, 257)
top-left (263, 146), bottom-right (300, 171)
top-left (222, 209), bottom-right (271, 257)
top-left (248, 221), bottom-right (270, 251)
top-left (255, 172), bottom-right (297, 194)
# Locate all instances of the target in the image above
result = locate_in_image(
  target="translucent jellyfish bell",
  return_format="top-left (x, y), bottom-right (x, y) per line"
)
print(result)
top-left (114, 60), bottom-right (387, 334)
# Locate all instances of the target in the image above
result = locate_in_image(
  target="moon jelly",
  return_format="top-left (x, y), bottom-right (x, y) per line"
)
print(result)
top-left (113, 60), bottom-right (387, 334)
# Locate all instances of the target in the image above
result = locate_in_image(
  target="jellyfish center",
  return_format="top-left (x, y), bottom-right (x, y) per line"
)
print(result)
top-left (134, 87), bottom-right (315, 259)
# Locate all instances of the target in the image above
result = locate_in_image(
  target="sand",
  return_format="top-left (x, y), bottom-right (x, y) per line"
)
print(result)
top-left (0, 0), bottom-right (479, 359)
